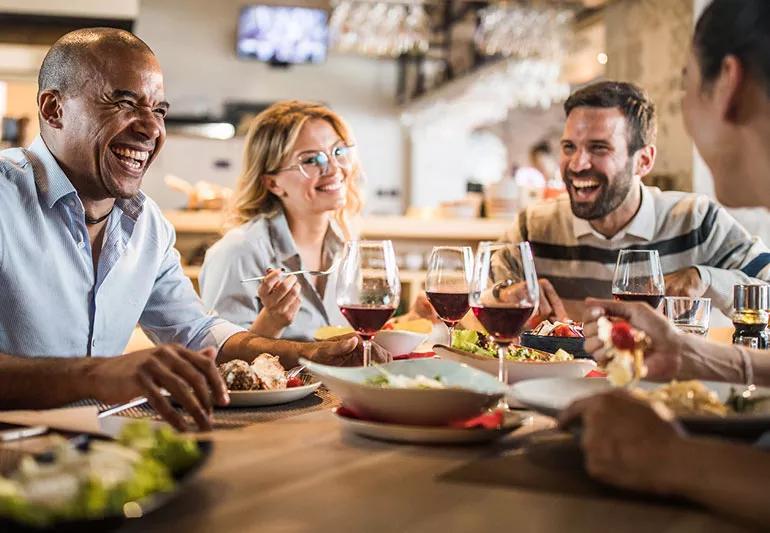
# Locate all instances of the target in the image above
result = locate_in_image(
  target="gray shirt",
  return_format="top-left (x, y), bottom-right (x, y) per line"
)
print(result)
top-left (199, 208), bottom-right (347, 341)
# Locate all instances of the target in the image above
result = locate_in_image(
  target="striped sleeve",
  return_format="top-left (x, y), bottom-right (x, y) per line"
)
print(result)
top-left (693, 200), bottom-right (770, 312)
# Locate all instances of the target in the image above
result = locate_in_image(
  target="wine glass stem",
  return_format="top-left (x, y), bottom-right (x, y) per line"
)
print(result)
top-left (497, 343), bottom-right (509, 410)
top-left (363, 339), bottom-right (372, 367)
top-left (447, 324), bottom-right (454, 346)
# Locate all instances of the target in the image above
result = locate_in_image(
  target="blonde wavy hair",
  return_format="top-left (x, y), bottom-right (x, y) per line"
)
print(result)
top-left (228, 100), bottom-right (363, 239)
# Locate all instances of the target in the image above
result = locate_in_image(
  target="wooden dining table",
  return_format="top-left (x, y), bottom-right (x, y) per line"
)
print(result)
top-left (116, 406), bottom-right (753, 533)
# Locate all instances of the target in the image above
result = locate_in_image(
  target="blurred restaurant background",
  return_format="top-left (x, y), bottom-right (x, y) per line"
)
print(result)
top-left (0, 0), bottom-right (766, 310)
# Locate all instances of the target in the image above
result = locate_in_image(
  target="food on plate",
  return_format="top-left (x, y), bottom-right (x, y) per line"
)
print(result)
top-left (365, 372), bottom-right (446, 389)
top-left (0, 421), bottom-right (200, 528)
top-left (596, 317), bottom-right (648, 386)
top-left (451, 329), bottom-right (573, 362)
top-left (632, 380), bottom-right (728, 417)
top-left (217, 353), bottom-right (298, 391)
top-left (218, 360), bottom-right (258, 391)
top-left (632, 380), bottom-right (770, 418)
top-left (250, 354), bottom-right (288, 390)
top-left (382, 318), bottom-right (433, 334)
top-left (314, 325), bottom-right (355, 340)
top-left (530, 320), bottom-right (584, 338)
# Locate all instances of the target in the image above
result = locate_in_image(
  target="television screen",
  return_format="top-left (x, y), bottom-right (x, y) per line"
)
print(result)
top-left (237, 5), bottom-right (328, 64)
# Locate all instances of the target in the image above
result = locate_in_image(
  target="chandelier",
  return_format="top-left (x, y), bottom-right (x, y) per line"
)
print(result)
top-left (329, 1), bottom-right (431, 58)
top-left (474, 2), bottom-right (573, 60)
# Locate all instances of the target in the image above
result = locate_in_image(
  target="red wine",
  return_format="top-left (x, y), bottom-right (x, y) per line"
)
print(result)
top-left (612, 292), bottom-right (663, 309)
top-left (426, 291), bottom-right (470, 324)
top-left (471, 305), bottom-right (534, 343)
top-left (339, 305), bottom-right (396, 339)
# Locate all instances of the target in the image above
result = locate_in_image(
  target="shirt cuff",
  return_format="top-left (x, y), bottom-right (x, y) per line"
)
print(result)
top-left (193, 318), bottom-right (246, 354)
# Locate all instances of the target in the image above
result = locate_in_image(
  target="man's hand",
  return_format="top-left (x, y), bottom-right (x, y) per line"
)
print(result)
top-left (88, 344), bottom-right (228, 432)
top-left (582, 298), bottom-right (684, 380)
top-left (664, 267), bottom-right (706, 298)
top-left (296, 333), bottom-right (390, 366)
top-left (499, 278), bottom-right (568, 323)
top-left (559, 389), bottom-right (689, 495)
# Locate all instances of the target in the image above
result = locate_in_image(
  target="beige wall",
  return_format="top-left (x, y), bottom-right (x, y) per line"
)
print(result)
top-left (605, 0), bottom-right (694, 191)
top-left (3, 80), bottom-right (38, 146)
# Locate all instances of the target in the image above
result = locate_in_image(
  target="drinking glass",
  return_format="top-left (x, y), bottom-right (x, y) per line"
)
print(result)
top-left (469, 241), bottom-right (539, 387)
top-left (336, 240), bottom-right (401, 366)
top-left (425, 246), bottom-right (473, 344)
top-left (664, 296), bottom-right (711, 336)
top-left (612, 249), bottom-right (665, 309)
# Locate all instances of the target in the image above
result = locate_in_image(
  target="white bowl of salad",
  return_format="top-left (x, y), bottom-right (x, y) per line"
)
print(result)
top-left (433, 330), bottom-right (597, 384)
top-left (301, 358), bottom-right (507, 426)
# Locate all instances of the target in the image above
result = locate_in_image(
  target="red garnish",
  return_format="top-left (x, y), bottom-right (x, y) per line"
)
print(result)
top-left (610, 321), bottom-right (636, 350)
top-left (381, 322), bottom-right (395, 330)
top-left (552, 324), bottom-right (583, 338)
top-left (286, 376), bottom-right (303, 388)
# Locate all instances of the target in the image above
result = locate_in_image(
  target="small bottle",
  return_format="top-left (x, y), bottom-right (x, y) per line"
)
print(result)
top-left (732, 285), bottom-right (770, 349)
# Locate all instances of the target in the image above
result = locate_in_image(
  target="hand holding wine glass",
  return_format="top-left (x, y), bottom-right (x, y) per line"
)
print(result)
top-left (425, 246), bottom-right (473, 344)
top-left (336, 240), bottom-right (401, 366)
top-left (612, 249), bottom-right (665, 309)
top-left (470, 242), bottom-right (539, 386)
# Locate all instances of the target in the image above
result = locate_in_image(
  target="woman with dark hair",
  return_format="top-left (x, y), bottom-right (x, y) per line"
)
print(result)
top-left (563, 0), bottom-right (770, 526)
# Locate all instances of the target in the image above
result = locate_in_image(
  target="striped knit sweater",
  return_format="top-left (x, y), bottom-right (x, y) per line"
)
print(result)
top-left (494, 185), bottom-right (770, 319)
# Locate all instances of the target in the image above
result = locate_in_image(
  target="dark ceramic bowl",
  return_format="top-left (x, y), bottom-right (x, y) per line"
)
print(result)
top-left (519, 332), bottom-right (591, 360)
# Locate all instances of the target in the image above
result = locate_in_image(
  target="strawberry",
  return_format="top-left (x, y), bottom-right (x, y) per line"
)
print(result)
top-left (610, 321), bottom-right (636, 351)
top-left (286, 376), bottom-right (303, 388)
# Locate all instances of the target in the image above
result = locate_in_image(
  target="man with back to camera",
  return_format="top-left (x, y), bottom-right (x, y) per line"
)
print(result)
top-left (0, 27), bottom-right (380, 431)
top-left (493, 80), bottom-right (770, 321)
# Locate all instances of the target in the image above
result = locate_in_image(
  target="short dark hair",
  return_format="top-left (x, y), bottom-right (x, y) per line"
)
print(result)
top-left (38, 28), bottom-right (153, 97)
top-left (563, 81), bottom-right (657, 154)
top-left (693, 0), bottom-right (770, 97)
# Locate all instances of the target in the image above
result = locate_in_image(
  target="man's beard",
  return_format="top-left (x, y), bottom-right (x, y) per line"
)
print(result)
top-left (565, 158), bottom-right (634, 220)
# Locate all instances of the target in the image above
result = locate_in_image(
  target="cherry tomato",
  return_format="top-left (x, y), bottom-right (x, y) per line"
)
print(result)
top-left (286, 376), bottom-right (303, 388)
top-left (610, 321), bottom-right (636, 351)
top-left (553, 324), bottom-right (582, 338)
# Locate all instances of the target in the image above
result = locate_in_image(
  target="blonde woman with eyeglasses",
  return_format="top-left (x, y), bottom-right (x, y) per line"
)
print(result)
top-left (199, 101), bottom-right (363, 341)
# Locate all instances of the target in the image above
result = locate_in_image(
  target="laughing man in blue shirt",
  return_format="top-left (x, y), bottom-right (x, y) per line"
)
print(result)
top-left (0, 28), bottom-right (376, 431)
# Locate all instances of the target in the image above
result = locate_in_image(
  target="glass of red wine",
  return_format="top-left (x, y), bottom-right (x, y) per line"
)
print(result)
top-left (469, 241), bottom-right (539, 388)
top-left (425, 246), bottom-right (473, 344)
top-left (336, 240), bottom-right (401, 366)
top-left (611, 249), bottom-right (665, 309)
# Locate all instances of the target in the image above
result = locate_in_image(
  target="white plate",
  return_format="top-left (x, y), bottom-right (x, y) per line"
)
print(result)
top-left (334, 408), bottom-right (523, 445)
top-left (511, 377), bottom-right (770, 440)
top-left (302, 358), bottom-right (508, 426)
top-left (373, 329), bottom-right (428, 356)
top-left (226, 381), bottom-right (322, 407)
top-left (433, 345), bottom-right (597, 384)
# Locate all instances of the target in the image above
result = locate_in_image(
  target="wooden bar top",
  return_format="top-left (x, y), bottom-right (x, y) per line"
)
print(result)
top-left (120, 409), bottom-right (746, 533)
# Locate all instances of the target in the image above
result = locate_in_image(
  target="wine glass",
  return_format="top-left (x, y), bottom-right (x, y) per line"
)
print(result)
top-left (469, 241), bottom-right (539, 388)
top-left (425, 246), bottom-right (473, 344)
top-left (336, 240), bottom-right (401, 366)
top-left (612, 249), bottom-right (665, 309)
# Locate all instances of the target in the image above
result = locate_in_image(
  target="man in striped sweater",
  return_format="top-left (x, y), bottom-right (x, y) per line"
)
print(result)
top-left (495, 81), bottom-right (770, 320)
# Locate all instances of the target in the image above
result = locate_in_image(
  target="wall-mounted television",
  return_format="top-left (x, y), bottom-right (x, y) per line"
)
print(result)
top-left (236, 5), bottom-right (328, 65)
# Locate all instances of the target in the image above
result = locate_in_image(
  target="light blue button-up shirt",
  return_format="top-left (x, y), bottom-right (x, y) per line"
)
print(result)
top-left (0, 137), bottom-right (244, 357)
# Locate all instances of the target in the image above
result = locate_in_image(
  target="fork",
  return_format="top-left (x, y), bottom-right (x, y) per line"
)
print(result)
top-left (240, 259), bottom-right (340, 284)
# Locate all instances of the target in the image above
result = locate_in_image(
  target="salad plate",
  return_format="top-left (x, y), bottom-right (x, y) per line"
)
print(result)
top-left (0, 422), bottom-right (211, 532)
top-left (511, 377), bottom-right (770, 441)
top-left (334, 407), bottom-right (523, 445)
top-left (302, 358), bottom-right (507, 426)
top-left (434, 330), bottom-right (596, 384)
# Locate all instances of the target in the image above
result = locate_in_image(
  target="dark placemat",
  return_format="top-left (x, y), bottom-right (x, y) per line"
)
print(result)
top-left (74, 388), bottom-right (339, 430)
top-left (439, 429), bottom-right (692, 508)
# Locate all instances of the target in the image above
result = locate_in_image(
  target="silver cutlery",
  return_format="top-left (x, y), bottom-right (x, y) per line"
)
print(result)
top-left (240, 259), bottom-right (340, 284)
top-left (97, 396), bottom-right (150, 418)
